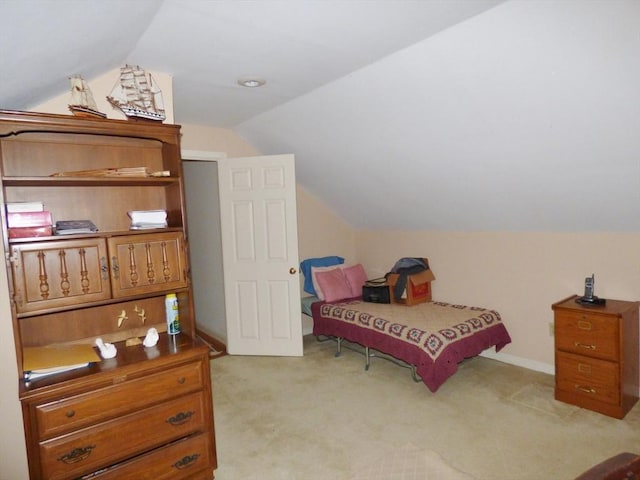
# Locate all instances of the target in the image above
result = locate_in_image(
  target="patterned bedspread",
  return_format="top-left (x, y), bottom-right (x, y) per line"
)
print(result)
top-left (311, 300), bottom-right (511, 392)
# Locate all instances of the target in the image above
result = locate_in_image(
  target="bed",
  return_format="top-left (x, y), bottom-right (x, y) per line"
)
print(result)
top-left (310, 298), bottom-right (511, 392)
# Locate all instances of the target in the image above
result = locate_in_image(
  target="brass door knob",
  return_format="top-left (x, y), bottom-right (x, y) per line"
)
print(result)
top-left (289, 267), bottom-right (297, 274)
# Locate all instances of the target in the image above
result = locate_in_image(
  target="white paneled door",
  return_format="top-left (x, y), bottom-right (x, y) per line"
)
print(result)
top-left (218, 155), bottom-right (302, 356)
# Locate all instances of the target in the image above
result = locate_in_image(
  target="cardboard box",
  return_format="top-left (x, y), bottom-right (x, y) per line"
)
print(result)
top-left (7, 210), bottom-right (52, 228)
top-left (387, 265), bottom-right (435, 306)
top-left (8, 226), bottom-right (53, 239)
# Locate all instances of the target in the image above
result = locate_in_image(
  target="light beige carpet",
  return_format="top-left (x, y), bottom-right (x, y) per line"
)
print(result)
top-left (351, 443), bottom-right (477, 480)
top-left (508, 383), bottom-right (577, 420)
top-left (210, 335), bottom-right (640, 480)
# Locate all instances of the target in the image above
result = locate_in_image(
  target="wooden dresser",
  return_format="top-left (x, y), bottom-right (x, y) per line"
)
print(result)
top-left (552, 295), bottom-right (639, 419)
top-left (0, 110), bottom-right (216, 479)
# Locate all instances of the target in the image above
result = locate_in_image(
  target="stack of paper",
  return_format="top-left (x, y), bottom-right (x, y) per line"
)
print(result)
top-left (23, 344), bottom-right (101, 381)
top-left (127, 209), bottom-right (168, 230)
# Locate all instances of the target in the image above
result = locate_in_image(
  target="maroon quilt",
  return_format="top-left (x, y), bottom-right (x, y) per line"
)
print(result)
top-left (311, 299), bottom-right (511, 392)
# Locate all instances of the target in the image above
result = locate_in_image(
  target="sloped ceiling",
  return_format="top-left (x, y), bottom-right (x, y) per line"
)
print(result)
top-left (1, 0), bottom-right (639, 231)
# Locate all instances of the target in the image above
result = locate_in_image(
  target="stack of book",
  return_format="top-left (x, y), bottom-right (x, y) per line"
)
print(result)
top-left (127, 209), bottom-right (168, 230)
top-left (55, 220), bottom-right (99, 235)
top-left (6, 201), bottom-right (53, 238)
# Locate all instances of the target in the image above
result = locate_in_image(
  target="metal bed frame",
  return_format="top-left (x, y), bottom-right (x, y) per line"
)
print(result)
top-left (315, 334), bottom-right (422, 383)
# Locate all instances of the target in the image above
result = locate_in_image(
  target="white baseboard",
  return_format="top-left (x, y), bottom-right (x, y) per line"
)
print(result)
top-left (479, 349), bottom-right (555, 376)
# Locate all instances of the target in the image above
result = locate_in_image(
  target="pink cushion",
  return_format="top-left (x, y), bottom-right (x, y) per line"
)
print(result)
top-left (311, 265), bottom-right (340, 300)
top-left (342, 264), bottom-right (368, 298)
top-left (314, 267), bottom-right (352, 302)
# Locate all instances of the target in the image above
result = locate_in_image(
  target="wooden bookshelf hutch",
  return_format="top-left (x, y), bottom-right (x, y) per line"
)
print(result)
top-left (0, 110), bottom-right (216, 479)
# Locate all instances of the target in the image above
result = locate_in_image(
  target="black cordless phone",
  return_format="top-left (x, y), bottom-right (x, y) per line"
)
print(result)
top-left (576, 274), bottom-right (605, 306)
top-left (583, 274), bottom-right (594, 300)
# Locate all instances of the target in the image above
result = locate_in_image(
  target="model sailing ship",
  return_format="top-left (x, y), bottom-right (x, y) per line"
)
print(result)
top-left (68, 75), bottom-right (107, 118)
top-left (106, 65), bottom-right (166, 122)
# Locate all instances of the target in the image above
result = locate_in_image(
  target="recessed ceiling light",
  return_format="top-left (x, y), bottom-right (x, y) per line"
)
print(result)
top-left (238, 78), bottom-right (266, 88)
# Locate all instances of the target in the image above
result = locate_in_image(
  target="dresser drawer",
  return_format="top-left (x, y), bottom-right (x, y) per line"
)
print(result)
top-left (556, 351), bottom-right (619, 406)
top-left (35, 360), bottom-right (204, 439)
top-left (85, 432), bottom-right (213, 480)
top-left (39, 392), bottom-right (206, 480)
top-left (555, 310), bottom-right (619, 361)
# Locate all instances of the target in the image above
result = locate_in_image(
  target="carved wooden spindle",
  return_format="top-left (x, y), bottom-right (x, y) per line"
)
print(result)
top-left (58, 249), bottom-right (70, 296)
top-left (145, 242), bottom-right (155, 284)
top-left (128, 244), bottom-right (138, 286)
top-left (79, 248), bottom-right (89, 293)
top-left (162, 241), bottom-right (171, 281)
top-left (37, 250), bottom-right (50, 299)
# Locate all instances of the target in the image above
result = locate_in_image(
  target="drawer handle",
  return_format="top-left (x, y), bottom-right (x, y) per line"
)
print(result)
top-left (57, 445), bottom-right (96, 464)
top-left (100, 256), bottom-right (108, 280)
top-left (65, 410), bottom-right (76, 418)
top-left (177, 377), bottom-right (186, 384)
top-left (173, 453), bottom-right (200, 470)
top-left (575, 385), bottom-right (596, 394)
top-left (166, 410), bottom-right (194, 426)
top-left (574, 342), bottom-right (596, 350)
top-left (111, 256), bottom-right (119, 279)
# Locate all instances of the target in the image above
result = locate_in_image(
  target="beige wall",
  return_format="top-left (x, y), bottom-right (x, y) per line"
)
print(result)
top-left (356, 230), bottom-right (640, 372)
top-left (296, 185), bottom-right (358, 278)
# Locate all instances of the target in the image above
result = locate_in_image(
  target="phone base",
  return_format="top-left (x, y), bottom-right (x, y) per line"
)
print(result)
top-left (576, 296), bottom-right (606, 306)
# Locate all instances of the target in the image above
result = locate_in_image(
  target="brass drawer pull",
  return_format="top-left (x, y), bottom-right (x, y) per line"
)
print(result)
top-left (166, 410), bottom-right (194, 426)
top-left (100, 256), bottom-right (109, 280)
top-left (65, 410), bottom-right (76, 418)
top-left (173, 453), bottom-right (200, 470)
top-left (575, 385), bottom-right (596, 394)
top-left (574, 342), bottom-right (596, 350)
top-left (177, 376), bottom-right (186, 384)
top-left (111, 256), bottom-right (119, 279)
top-left (57, 445), bottom-right (96, 464)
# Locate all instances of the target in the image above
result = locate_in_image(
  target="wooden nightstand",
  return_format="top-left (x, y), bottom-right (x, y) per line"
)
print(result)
top-left (552, 295), bottom-right (639, 419)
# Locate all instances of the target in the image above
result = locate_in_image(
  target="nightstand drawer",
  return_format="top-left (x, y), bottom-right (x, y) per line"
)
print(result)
top-left (36, 360), bottom-right (204, 439)
top-left (555, 310), bottom-right (619, 361)
top-left (556, 351), bottom-right (619, 405)
top-left (39, 392), bottom-right (206, 480)
top-left (86, 432), bottom-right (213, 480)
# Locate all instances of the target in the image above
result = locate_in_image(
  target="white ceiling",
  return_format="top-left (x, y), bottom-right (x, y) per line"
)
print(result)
top-left (2, 0), bottom-right (639, 232)
top-left (1, 0), bottom-right (503, 127)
